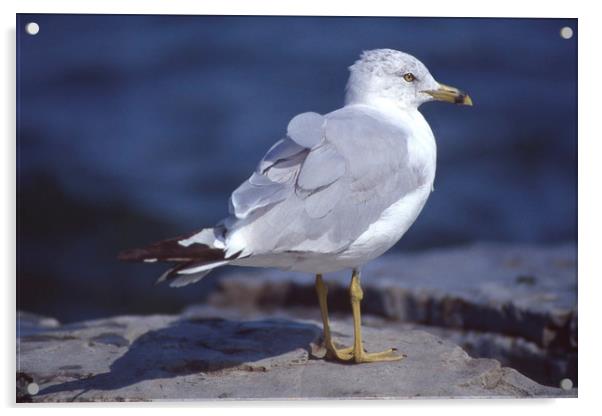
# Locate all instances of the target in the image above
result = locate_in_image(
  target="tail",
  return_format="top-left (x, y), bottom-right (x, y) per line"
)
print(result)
top-left (118, 227), bottom-right (237, 287)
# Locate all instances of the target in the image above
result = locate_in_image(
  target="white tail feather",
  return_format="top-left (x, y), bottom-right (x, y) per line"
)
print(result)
top-left (176, 260), bottom-right (230, 275)
top-left (169, 270), bottom-right (213, 288)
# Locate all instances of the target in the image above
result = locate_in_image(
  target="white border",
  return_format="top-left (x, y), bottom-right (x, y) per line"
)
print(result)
top-left (3, 0), bottom-right (600, 413)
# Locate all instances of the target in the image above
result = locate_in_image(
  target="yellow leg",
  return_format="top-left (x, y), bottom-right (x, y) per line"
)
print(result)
top-left (314, 271), bottom-right (403, 364)
top-left (315, 274), bottom-right (353, 360)
top-left (349, 268), bottom-right (402, 363)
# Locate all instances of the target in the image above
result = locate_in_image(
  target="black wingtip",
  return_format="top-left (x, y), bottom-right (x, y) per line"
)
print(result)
top-left (117, 235), bottom-right (226, 263)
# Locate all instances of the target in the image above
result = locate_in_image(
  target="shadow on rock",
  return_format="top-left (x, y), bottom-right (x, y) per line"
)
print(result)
top-left (39, 317), bottom-right (321, 399)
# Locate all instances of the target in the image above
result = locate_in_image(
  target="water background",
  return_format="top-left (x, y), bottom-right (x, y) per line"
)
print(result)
top-left (17, 14), bottom-right (577, 322)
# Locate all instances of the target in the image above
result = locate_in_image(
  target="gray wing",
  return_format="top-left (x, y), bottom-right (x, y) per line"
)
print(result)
top-left (229, 112), bottom-right (329, 220)
top-left (226, 107), bottom-right (419, 256)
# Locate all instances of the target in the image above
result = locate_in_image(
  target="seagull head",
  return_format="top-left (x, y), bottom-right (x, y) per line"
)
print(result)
top-left (345, 49), bottom-right (472, 110)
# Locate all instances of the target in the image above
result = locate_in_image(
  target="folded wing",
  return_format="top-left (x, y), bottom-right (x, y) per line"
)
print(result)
top-left (224, 106), bottom-right (418, 257)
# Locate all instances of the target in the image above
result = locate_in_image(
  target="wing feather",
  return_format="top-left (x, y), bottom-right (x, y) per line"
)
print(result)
top-left (224, 106), bottom-right (419, 256)
top-left (296, 143), bottom-right (346, 192)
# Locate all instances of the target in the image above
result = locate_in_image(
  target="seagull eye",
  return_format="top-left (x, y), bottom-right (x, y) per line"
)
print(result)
top-left (403, 73), bottom-right (416, 82)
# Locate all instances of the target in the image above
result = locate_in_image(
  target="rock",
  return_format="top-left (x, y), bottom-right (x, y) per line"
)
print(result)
top-left (17, 310), bottom-right (573, 401)
top-left (207, 242), bottom-right (577, 386)
top-left (17, 311), bottom-right (60, 337)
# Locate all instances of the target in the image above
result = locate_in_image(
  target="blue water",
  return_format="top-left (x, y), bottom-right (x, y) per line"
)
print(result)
top-left (17, 15), bottom-right (577, 321)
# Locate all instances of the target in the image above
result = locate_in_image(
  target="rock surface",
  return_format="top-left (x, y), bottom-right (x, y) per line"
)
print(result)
top-left (207, 242), bottom-right (577, 387)
top-left (17, 309), bottom-right (574, 402)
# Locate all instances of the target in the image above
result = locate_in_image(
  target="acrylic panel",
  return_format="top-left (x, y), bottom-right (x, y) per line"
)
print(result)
top-left (16, 14), bottom-right (577, 401)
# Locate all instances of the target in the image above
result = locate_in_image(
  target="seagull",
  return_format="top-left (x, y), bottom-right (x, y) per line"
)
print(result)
top-left (119, 49), bottom-right (472, 363)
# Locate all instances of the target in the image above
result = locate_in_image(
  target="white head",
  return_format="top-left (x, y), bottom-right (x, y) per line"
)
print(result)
top-left (345, 49), bottom-right (472, 110)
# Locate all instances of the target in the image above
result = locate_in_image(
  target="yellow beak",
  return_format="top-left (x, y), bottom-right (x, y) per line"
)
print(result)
top-left (423, 83), bottom-right (473, 106)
